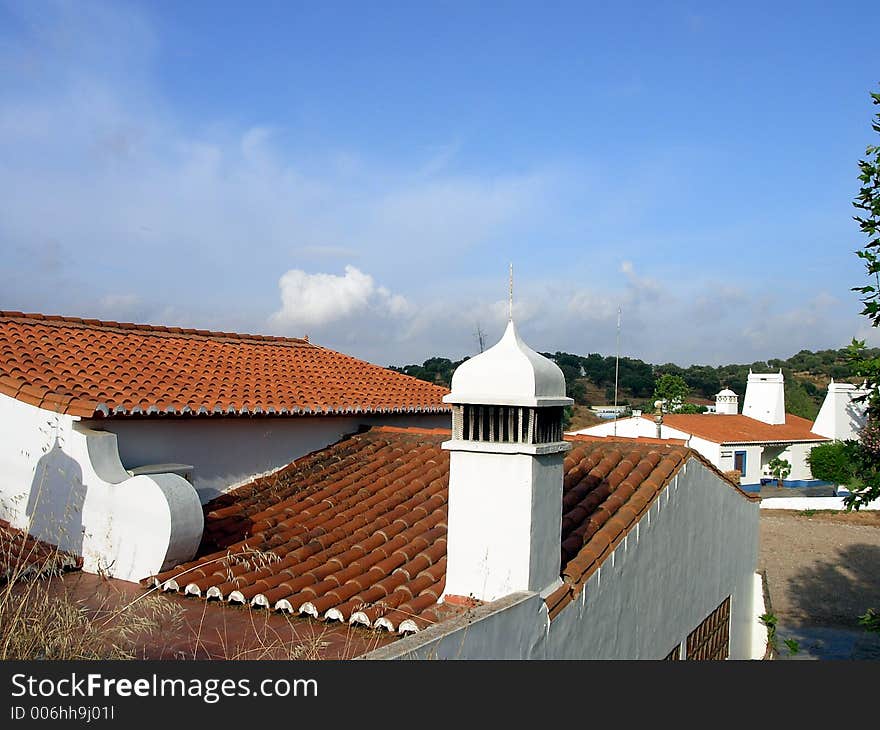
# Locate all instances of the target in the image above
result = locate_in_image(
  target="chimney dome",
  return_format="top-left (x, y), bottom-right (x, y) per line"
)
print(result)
top-left (444, 320), bottom-right (569, 407)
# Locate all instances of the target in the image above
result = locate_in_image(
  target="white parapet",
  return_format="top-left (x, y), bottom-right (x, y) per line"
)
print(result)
top-left (760, 495), bottom-right (880, 511)
top-left (0, 392), bottom-right (203, 582)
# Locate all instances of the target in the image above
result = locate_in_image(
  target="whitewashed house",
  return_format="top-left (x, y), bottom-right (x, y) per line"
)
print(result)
top-left (152, 317), bottom-right (765, 659)
top-left (0, 311), bottom-right (449, 581)
top-left (573, 371), bottom-right (832, 489)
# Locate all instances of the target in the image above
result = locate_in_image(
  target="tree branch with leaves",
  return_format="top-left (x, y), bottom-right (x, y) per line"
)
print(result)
top-left (844, 87), bottom-right (880, 509)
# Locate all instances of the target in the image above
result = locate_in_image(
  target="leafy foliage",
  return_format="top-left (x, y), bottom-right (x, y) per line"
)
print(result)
top-left (807, 440), bottom-right (863, 484)
top-left (653, 374), bottom-right (689, 411)
top-left (859, 608), bottom-right (880, 633)
top-left (677, 403), bottom-right (708, 414)
top-left (784, 378), bottom-right (821, 420)
top-left (391, 344), bottom-right (879, 416)
top-left (851, 89), bottom-right (880, 329)
top-left (388, 356), bottom-right (467, 388)
top-left (768, 457), bottom-right (791, 486)
top-left (841, 87), bottom-right (880, 510)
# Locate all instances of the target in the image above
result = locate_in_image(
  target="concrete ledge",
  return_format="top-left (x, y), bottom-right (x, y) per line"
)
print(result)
top-left (358, 591), bottom-right (543, 660)
top-left (760, 496), bottom-right (880, 511)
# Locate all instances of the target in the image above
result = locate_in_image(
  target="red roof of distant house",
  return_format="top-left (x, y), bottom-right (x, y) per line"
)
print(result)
top-left (0, 312), bottom-right (450, 419)
top-left (640, 412), bottom-right (827, 444)
top-left (148, 427), bottom-right (755, 636)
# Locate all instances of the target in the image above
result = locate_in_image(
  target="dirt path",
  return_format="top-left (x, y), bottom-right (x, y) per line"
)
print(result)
top-left (759, 510), bottom-right (880, 659)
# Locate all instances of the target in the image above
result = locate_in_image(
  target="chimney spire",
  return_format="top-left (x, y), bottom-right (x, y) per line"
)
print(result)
top-left (508, 262), bottom-right (514, 322)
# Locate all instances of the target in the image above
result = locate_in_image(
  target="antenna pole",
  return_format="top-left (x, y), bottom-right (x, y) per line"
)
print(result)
top-left (613, 306), bottom-right (621, 437)
top-left (508, 263), bottom-right (514, 321)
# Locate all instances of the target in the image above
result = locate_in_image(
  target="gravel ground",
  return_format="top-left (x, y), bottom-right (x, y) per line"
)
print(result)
top-left (759, 509), bottom-right (880, 659)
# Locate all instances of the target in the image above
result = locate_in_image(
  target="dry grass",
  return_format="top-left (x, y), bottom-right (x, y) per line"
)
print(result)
top-left (0, 526), bottom-right (182, 659)
top-left (1, 531), bottom-right (390, 660)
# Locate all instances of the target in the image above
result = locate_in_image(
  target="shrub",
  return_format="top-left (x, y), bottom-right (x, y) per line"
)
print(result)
top-left (807, 441), bottom-right (862, 484)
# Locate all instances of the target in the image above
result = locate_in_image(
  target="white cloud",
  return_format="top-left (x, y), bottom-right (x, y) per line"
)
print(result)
top-left (270, 265), bottom-right (409, 332)
top-left (0, 1), bottom-right (868, 369)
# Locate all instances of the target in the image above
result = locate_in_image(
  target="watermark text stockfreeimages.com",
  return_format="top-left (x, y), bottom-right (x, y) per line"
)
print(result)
top-left (10, 672), bottom-right (318, 705)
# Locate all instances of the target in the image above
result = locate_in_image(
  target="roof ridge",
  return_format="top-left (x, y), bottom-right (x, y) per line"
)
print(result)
top-left (0, 310), bottom-right (313, 347)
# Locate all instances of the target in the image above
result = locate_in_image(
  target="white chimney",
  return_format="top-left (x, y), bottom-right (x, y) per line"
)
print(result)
top-left (715, 388), bottom-right (739, 415)
top-left (742, 370), bottom-right (786, 425)
top-left (812, 379), bottom-right (871, 440)
top-left (441, 319), bottom-right (573, 603)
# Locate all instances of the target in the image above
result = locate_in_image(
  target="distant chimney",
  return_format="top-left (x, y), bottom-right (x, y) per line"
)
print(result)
top-left (441, 319), bottom-right (573, 603)
top-left (812, 380), bottom-right (871, 440)
top-left (742, 370), bottom-right (785, 425)
top-left (715, 388), bottom-right (739, 415)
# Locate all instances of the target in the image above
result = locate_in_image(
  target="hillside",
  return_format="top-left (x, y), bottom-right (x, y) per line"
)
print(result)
top-left (387, 346), bottom-right (879, 421)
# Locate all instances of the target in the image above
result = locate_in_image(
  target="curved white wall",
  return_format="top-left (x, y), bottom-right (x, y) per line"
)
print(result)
top-left (0, 393), bottom-right (203, 582)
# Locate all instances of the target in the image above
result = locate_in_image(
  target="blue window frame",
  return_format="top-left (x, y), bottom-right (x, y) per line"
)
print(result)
top-left (734, 450), bottom-right (747, 476)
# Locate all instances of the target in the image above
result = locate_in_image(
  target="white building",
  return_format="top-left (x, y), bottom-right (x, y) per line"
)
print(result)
top-left (152, 317), bottom-right (764, 659)
top-left (0, 311), bottom-right (449, 581)
top-left (573, 371), bottom-right (832, 489)
top-left (812, 380), bottom-right (871, 441)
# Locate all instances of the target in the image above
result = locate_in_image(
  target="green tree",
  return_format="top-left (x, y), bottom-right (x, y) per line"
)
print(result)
top-left (768, 457), bottom-right (791, 488)
top-left (807, 441), bottom-right (862, 484)
top-left (653, 373), bottom-right (689, 411)
top-left (844, 87), bottom-right (880, 509)
top-left (784, 378), bottom-right (820, 420)
top-left (677, 403), bottom-right (708, 414)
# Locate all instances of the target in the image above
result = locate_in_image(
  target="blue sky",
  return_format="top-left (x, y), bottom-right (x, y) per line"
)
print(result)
top-left (1, 1), bottom-right (878, 366)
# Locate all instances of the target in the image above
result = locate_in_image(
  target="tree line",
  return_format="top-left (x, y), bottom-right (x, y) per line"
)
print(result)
top-left (389, 345), bottom-right (878, 420)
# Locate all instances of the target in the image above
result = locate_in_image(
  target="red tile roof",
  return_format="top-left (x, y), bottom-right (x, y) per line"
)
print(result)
top-left (0, 311), bottom-right (450, 418)
top-left (148, 426), bottom-right (755, 636)
top-left (0, 520), bottom-right (80, 583)
top-left (641, 413), bottom-right (827, 444)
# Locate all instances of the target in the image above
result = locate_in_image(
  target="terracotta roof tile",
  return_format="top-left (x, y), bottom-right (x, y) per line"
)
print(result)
top-left (146, 427), bottom-right (757, 637)
top-left (0, 311), bottom-right (450, 418)
top-left (0, 520), bottom-right (81, 583)
top-left (639, 413), bottom-right (826, 444)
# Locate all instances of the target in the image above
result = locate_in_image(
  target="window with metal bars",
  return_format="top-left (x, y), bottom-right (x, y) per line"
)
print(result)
top-left (685, 596), bottom-right (731, 660)
top-left (452, 405), bottom-right (563, 445)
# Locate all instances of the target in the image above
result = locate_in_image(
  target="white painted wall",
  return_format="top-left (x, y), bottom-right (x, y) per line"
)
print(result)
top-left (542, 459), bottom-right (758, 659)
top-left (0, 393), bottom-right (202, 582)
top-left (572, 417), bottom-right (693, 442)
top-left (760, 495), bottom-right (880, 510)
top-left (812, 382), bottom-right (870, 441)
top-left (733, 444), bottom-right (764, 485)
top-left (751, 572), bottom-right (769, 659)
top-left (777, 442), bottom-right (816, 482)
top-left (689, 435), bottom-right (722, 465)
top-left (85, 413), bottom-right (449, 503)
top-left (371, 458), bottom-right (760, 659)
top-left (443, 446), bottom-right (566, 601)
top-left (742, 372), bottom-right (785, 425)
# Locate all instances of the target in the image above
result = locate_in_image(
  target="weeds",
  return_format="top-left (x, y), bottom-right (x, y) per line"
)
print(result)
top-left (759, 612), bottom-right (800, 658)
top-left (1, 523), bottom-right (391, 660)
top-left (0, 526), bottom-right (182, 659)
top-left (859, 607), bottom-right (880, 632)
